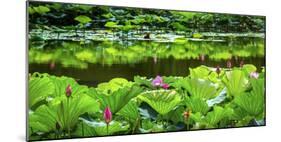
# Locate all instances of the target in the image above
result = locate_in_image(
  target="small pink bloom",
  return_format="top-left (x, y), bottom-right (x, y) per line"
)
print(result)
top-left (104, 106), bottom-right (112, 124)
top-left (162, 83), bottom-right (169, 89)
top-left (227, 60), bottom-right (232, 68)
top-left (240, 60), bottom-right (244, 67)
top-left (50, 62), bottom-right (55, 70)
top-left (250, 72), bottom-right (259, 79)
top-left (65, 84), bottom-right (72, 97)
top-left (152, 75), bottom-right (163, 87)
top-left (199, 54), bottom-right (205, 62)
top-left (216, 65), bottom-right (221, 75)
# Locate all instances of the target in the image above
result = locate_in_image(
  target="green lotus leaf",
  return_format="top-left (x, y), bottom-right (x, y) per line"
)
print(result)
top-left (104, 21), bottom-right (119, 28)
top-left (242, 64), bottom-right (257, 76)
top-left (76, 119), bottom-right (129, 136)
top-left (164, 106), bottom-right (185, 123)
top-left (189, 65), bottom-right (211, 79)
top-left (74, 15), bottom-right (92, 24)
top-left (222, 69), bottom-right (248, 97)
top-left (138, 90), bottom-right (182, 115)
top-left (96, 78), bottom-right (133, 95)
top-left (204, 106), bottom-right (233, 128)
top-left (117, 100), bottom-right (140, 123)
top-left (234, 79), bottom-right (264, 117)
top-left (29, 75), bottom-right (55, 109)
top-left (182, 78), bottom-right (218, 100)
top-left (185, 96), bottom-right (210, 115)
top-left (29, 94), bottom-right (99, 134)
top-left (49, 75), bottom-right (89, 97)
top-left (33, 6), bottom-right (50, 14)
top-left (134, 76), bottom-right (153, 88)
top-left (90, 85), bottom-right (143, 114)
top-left (139, 119), bottom-right (165, 133)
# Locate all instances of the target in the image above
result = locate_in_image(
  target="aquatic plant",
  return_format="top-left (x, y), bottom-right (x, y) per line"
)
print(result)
top-left (28, 64), bottom-right (265, 140)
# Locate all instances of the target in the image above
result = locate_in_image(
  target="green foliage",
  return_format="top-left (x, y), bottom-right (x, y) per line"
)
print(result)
top-left (28, 64), bottom-right (265, 140)
top-left (181, 78), bottom-right (218, 100)
top-left (185, 96), bottom-right (210, 115)
top-left (29, 94), bottom-right (99, 134)
top-left (203, 106), bottom-right (233, 128)
top-left (29, 74), bottom-right (54, 109)
top-left (48, 75), bottom-right (88, 97)
top-left (76, 119), bottom-right (129, 136)
top-left (234, 78), bottom-right (264, 117)
top-left (189, 65), bottom-right (211, 79)
top-left (117, 100), bottom-right (140, 122)
top-left (190, 106), bottom-right (233, 128)
top-left (32, 6), bottom-right (50, 14)
top-left (138, 90), bottom-right (182, 115)
top-left (193, 33), bottom-right (203, 39)
top-left (242, 64), bottom-right (257, 75)
top-left (74, 15), bottom-right (92, 24)
top-left (104, 21), bottom-right (119, 28)
top-left (223, 69), bottom-right (248, 97)
top-left (90, 85), bottom-right (143, 114)
top-left (139, 119), bottom-right (165, 133)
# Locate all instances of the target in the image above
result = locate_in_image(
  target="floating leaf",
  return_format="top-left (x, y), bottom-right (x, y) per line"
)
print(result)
top-left (104, 21), bottom-right (119, 28)
top-left (33, 6), bottom-right (50, 14)
top-left (74, 15), bottom-right (92, 24)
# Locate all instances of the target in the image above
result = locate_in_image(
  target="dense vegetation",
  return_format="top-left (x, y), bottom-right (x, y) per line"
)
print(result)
top-left (29, 65), bottom-right (265, 140)
top-left (28, 2), bottom-right (265, 42)
top-left (28, 1), bottom-right (265, 141)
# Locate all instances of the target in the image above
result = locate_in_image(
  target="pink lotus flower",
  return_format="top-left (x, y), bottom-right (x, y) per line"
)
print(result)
top-left (161, 83), bottom-right (169, 89)
top-left (227, 60), bottom-right (232, 68)
top-left (240, 60), bottom-right (244, 67)
top-left (65, 84), bottom-right (72, 97)
top-left (250, 72), bottom-right (259, 79)
top-left (152, 75), bottom-right (163, 87)
top-left (199, 54), bottom-right (205, 62)
top-left (216, 65), bottom-right (221, 75)
top-left (183, 110), bottom-right (192, 120)
top-left (104, 106), bottom-right (112, 124)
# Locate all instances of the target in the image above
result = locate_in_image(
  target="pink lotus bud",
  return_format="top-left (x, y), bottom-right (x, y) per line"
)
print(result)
top-left (240, 60), bottom-right (244, 67)
top-left (249, 72), bottom-right (259, 79)
top-left (152, 75), bottom-right (163, 87)
top-left (183, 110), bottom-right (192, 120)
top-left (162, 83), bottom-right (169, 89)
top-left (216, 65), bottom-right (221, 75)
top-left (227, 60), bottom-right (232, 68)
top-left (104, 106), bottom-right (112, 124)
top-left (199, 54), bottom-right (205, 62)
top-left (65, 84), bottom-right (72, 97)
top-left (50, 62), bottom-right (55, 70)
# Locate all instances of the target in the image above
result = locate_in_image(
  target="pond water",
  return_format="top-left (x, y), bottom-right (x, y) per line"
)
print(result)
top-left (29, 37), bottom-right (265, 87)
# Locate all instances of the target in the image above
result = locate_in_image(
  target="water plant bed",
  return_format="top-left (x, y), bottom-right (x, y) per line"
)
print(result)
top-left (28, 65), bottom-right (265, 140)
top-left (29, 29), bottom-right (264, 42)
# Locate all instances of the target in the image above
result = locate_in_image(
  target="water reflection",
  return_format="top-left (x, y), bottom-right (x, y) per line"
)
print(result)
top-left (29, 37), bottom-right (265, 86)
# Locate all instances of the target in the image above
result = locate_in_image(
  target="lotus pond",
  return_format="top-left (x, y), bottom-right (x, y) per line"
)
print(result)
top-left (28, 1), bottom-right (265, 141)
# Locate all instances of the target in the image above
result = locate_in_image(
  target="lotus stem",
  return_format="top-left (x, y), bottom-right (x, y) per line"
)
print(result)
top-left (106, 124), bottom-right (109, 135)
top-left (81, 120), bottom-right (84, 136)
top-left (67, 97), bottom-right (71, 138)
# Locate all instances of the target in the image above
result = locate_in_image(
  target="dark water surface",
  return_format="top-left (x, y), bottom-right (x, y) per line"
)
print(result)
top-left (29, 38), bottom-right (265, 87)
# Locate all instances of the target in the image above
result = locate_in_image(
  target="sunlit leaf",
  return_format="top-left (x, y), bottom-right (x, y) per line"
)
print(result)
top-left (138, 90), bottom-right (182, 115)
